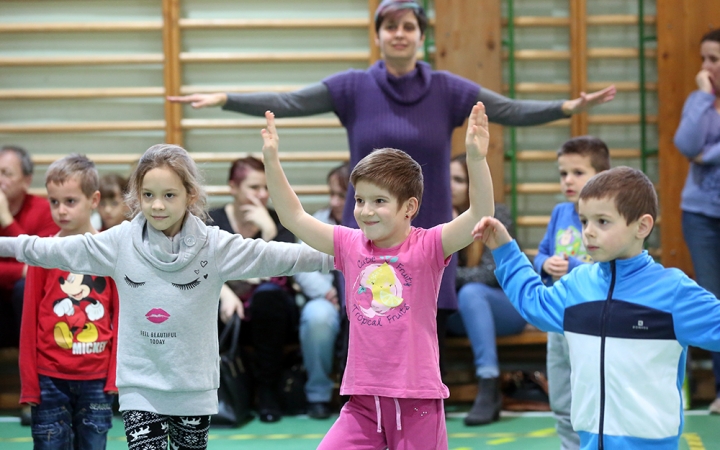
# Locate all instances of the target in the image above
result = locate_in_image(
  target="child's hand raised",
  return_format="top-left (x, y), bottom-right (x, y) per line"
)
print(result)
top-left (465, 102), bottom-right (489, 159)
top-left (261, 111), bottom-right (279, 158)
top-left (471, 216), bottom-right (511, 250)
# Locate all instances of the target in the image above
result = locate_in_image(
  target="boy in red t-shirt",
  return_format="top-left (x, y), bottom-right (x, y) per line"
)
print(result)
top-left (20, 154), bottom-right (118, 449)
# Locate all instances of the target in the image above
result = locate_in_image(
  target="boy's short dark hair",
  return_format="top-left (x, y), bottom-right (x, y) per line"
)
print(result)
top-left (45, 154), bottom-right (99, 198)
top-left (99, 173), bottom-right (128, 200)
top-left (579, 166), bottom-right (657, 226)
top-left (557, 136), bottom-right (611, 173)
top-left (350, 148), bottom-right (423, 218)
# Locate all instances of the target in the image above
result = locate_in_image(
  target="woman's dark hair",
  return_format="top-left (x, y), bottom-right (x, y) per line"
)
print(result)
top-left (701, 28), bottom-right (720, 44)
top-left (228, 156), bottom-right (265, 185)
top-left (374, 0), bottom-right (429, 37)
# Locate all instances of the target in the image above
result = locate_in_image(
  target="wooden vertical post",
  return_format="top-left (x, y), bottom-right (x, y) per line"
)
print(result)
top-left (657, 0), bottom-right (720, 272)
top-left (162, 0), bottom-right (183, 146)
top-left (569, 0), bottom-right (588, 137)
top-left (434, 0), bottom-right (504, 202)
top-left (368, 0), bottom-right (381, 65)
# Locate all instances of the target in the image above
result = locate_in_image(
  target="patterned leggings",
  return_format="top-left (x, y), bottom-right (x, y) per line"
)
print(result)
top-left (121, 410), bottom-right (211, 450)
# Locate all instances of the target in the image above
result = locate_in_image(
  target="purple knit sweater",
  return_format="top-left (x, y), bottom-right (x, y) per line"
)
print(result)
top-left (323, 60), bottom-right (479, 309)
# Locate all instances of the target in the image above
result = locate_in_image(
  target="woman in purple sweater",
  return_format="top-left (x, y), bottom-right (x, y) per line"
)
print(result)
top-left (169, 0), bottom-right (615, 369)
top-left (673, 27), bottom-right (720, 414)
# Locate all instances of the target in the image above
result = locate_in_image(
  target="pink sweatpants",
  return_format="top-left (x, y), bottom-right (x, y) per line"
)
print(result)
top-left (317, 395), bottom-right (448, 450)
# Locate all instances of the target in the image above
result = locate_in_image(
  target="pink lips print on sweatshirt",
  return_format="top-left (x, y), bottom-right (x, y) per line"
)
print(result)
top-left (145, 308), bottom-right (170, 324)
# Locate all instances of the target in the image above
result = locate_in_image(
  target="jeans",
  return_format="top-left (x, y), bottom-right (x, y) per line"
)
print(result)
top-left (31, 375), bottom-right (113, 450)
top-left (447, 283), bottom-right (526, 379)
top-left (300, 298), bottom-right (340, 403)
top-left (682, 210), bottom-right (720, 397)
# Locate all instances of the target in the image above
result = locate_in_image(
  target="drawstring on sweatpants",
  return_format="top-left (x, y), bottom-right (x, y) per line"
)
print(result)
top-left (375, 396), bottom-right (382, 433)
top-left (374, 396), bottom-right (402, 433)
top-left (393, 398), bottom-right (402, 431)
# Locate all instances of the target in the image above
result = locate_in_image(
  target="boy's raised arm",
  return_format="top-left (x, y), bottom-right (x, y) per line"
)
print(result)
top-left (261, 111), bottom-right (335, 256)
top-left (442, 102), bottom-right (495, 257)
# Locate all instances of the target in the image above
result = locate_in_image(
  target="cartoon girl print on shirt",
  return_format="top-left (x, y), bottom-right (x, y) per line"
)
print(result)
top-left (555, 226), bottom-right (593, 263)
top-left (354, 260), bottom-right (404, 319)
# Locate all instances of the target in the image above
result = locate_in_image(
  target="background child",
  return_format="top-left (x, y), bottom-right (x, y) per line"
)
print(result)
top-left (0, 144), bottom-right (332, 450)
top-left (533, 136), bottom-right (610, 450)
top-left (98, 173), bottom-right (130, 230)
top-left (473, 166), bottom-right (720, 450)
top-left (21, 154), bottom-right (119, 449)
top-left (260, 102), bottom-right (494, 450)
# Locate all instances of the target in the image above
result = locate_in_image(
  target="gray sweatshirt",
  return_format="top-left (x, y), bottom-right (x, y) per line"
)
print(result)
top-left (0, 213), bottom-right (332, 416)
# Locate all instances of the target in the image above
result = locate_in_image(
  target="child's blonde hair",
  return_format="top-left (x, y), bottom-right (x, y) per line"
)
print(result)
top-left (45, 154), bottom-right (99, 198)
top-left (350, 148), bottom-right (424, 219)
top-left (125, 144), bottom-right (208, 221)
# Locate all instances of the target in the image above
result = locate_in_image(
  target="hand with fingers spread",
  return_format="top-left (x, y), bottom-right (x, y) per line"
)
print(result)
top-left (471, 216), bottom-right (512, 250)
top-left (561, 85), bottom-right (617, 115)
top-left (166, 93), bottom-right (228, 109)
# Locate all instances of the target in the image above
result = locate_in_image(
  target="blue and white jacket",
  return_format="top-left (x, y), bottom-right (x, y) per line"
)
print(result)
top-left (493, 240), bottom-right (720, 450)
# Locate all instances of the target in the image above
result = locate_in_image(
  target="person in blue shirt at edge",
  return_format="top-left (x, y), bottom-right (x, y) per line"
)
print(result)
top-left (471, 166), bottom-right (720, 450)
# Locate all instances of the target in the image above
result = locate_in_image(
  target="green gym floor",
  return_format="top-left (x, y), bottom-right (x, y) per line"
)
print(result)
top-left (1, 409), bottom-right (719, 450)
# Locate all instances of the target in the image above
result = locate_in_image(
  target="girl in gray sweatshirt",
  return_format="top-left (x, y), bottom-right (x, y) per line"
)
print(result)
top-left (0, 144), bottom-right (333, 450)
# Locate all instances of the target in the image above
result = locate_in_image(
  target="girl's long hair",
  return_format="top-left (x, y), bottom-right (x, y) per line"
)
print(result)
top-left (125, 144), bottom-right (208, 221)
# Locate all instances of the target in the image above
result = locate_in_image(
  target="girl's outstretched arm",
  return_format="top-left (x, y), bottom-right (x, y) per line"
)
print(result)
top-left (261, 111), bottom-right (335, 256)
top-left (441, 102), bottom-right (495, 257)
top-left (0, 229), bottom-right (119, 277)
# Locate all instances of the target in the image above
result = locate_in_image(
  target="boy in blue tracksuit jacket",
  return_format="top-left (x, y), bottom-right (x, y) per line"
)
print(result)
top-left (472, 166), bottom-right (720, 450)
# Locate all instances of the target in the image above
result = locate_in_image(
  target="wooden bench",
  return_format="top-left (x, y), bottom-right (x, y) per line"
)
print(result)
top-left (444, 329), bottom-right (548, 404)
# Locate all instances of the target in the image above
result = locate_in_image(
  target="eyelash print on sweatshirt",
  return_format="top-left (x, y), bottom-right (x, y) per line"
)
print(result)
top-left (172, 279), bottom-right (201, 291)
top-left (124, 276), bottom-right (146, 288)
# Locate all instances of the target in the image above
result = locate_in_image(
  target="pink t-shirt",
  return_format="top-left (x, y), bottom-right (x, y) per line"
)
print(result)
top-left (334, 225), bottom-right (451, 399)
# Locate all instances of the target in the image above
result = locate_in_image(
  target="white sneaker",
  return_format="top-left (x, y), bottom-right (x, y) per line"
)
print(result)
top-left (709, 398), bottom-right (720, 415)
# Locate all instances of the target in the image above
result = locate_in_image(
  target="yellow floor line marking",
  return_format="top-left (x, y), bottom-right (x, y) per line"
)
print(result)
top-left (527, 428), bottom-right (556, 437)
top-left (487, 437), bottom-right (517, 445)
top-left (683, 432), bottom-right (706, 450)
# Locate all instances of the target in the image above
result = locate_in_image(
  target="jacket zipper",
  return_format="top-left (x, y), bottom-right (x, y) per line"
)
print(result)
top-left (598, 260), bottom-right (616, 450)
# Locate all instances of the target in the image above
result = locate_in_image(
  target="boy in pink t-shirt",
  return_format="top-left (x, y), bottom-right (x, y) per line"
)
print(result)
top-left (261, 102), bottom-right (494, 449)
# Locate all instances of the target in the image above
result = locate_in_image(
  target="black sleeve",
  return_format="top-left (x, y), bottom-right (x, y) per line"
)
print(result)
top-left (222, 82), bottom-right (335, 117)
top-left (479, 87), bottom-right (569, 126)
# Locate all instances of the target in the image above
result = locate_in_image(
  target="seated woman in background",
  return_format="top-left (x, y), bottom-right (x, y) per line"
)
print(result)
top-left (445, 153), bottom-right (527, 426)
top-left (293, 163), bottom-right (349, 419)
top-left (210, 156), bottom-right (298, 423)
